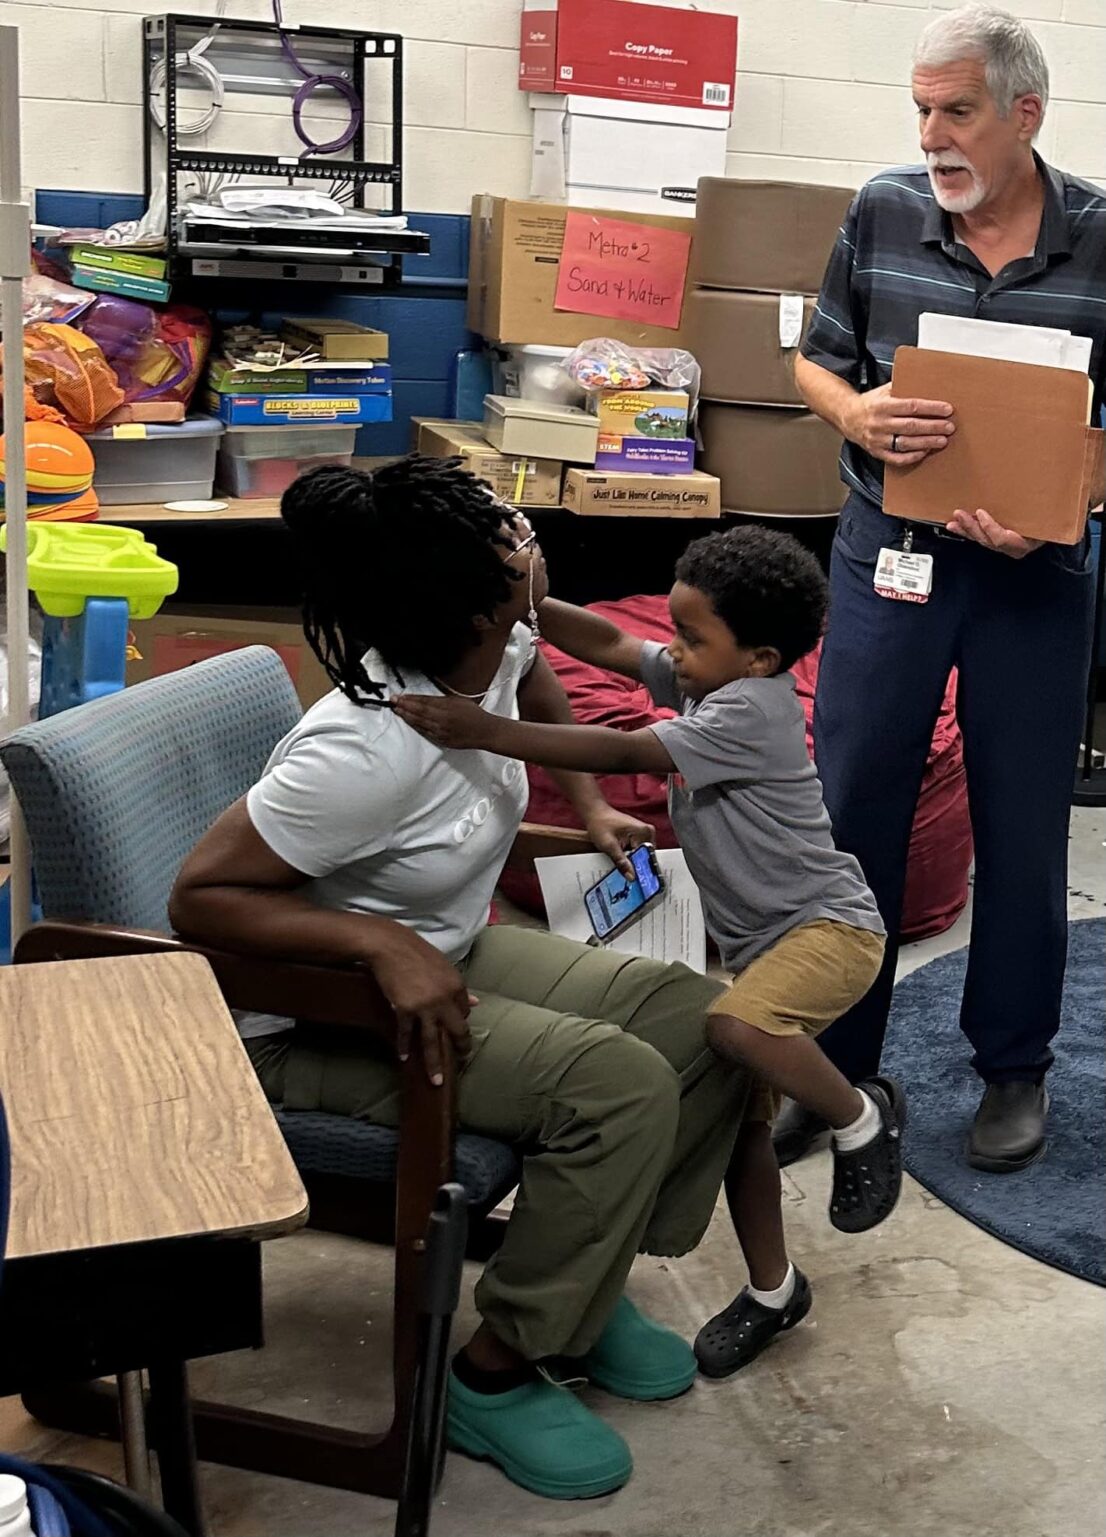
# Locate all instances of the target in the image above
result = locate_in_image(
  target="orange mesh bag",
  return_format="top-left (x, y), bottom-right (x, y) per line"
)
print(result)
top-left (6, 323), bottom-right (125, 429)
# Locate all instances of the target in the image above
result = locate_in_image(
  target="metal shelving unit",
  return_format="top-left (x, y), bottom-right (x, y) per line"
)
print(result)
top-left (143, 13), bottom-right (430, 288)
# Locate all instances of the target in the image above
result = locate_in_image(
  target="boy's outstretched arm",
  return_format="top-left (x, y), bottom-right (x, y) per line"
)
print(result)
top-left (538, 597), bottom-right (647, 681)
top-left (393, 693), bottom-right (674, 775)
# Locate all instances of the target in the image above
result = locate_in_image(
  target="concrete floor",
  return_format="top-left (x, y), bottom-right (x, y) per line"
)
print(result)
top-left (3, 806), bottom-right (1104, 1536)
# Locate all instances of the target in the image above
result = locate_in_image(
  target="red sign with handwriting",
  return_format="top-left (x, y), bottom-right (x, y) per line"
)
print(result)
top-left (554, 212), bottom-right (691, 331)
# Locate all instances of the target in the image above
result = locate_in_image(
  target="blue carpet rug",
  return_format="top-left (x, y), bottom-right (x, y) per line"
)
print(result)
top-left (883, 917), bottom-right (1105, 1287)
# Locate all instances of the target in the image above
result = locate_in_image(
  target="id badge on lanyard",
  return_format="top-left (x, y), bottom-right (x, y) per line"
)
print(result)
top-left (874, 527), bottom-right (934, 603)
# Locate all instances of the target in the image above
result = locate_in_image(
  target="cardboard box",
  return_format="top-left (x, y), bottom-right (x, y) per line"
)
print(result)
top-left (414, 419), bottom-right (563, 507)
top-left (100, 403), bottom-right (186, 425)
top-left (594, 433), bottom-right (696, 474)
top-left (281, 319), bottom-right (390, 361)
top-left (595, 388), bottom-right (689, 437)
top-left (563, 466), bottom-right (720, 517)
top-left (698, 404), bottom-right (844, 517)
top-left (519, 0), bottom-right (737, 113)
top-left (692, 180), bottom-right (854, 295)
top-left (127, 608), bottom-right (332, 709)
top-left (884, 348), bottom-right (1105, 545)
top-left (530, 93), bottom-right (727, 214)
top-left (685, 290), bottom-right (815, 406)
top-left (468, 195), bottom-right (695, 347)
top-left (209, 358), bottom-right (392, 395)
top-left (483, 395), bottom-right (599, 463)
top-left (206, 392), bottom-right (392, 427)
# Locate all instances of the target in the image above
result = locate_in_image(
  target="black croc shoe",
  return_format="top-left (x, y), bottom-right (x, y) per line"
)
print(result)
top-left (695, 1270), bottom-right (813, 1380)
top-left (829, 1077), bottom-right (906, 1234)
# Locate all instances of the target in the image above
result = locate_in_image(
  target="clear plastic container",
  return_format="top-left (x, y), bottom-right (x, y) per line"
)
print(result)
top-left (216, 424), bottom-right (357, 500)
top-left (490, 344), bottom-right (584, 408)
top-left (86, 418), bottom-right (223, 506)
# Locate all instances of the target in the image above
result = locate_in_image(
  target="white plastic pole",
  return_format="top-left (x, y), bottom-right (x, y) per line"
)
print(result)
top-left (0, 24), bottom-right (33, 947)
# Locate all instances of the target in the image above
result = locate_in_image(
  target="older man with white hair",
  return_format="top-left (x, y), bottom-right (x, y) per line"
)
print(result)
top-left (783, 4), bottom-right (1105, 1172)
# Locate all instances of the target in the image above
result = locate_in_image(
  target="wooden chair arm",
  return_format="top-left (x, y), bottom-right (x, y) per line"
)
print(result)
top-left (507, 821), bottom-right (594, 871)
top-left (14, 919), bottom-right (397, 1038)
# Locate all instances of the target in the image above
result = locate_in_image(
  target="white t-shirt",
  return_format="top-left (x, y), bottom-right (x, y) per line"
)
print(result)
top-left (247, 623), bottom-right (534, 970)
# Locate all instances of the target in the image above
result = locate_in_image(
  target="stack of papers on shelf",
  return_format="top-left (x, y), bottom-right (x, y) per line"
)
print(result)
top-left (183, 200), bottom-right (408, 233)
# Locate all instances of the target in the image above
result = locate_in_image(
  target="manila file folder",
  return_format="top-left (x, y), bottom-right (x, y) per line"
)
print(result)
top-left (884, 347), bottom-right (1105, 545)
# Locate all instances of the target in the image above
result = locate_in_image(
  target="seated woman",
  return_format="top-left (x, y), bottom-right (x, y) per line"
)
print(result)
top-left (170, 457), bottom-right (748, 1503)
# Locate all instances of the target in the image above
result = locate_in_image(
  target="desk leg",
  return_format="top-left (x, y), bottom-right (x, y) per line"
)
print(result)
top-left (118, 1371), bottom-right (152, 1499)
top-left (148, 1358), bottom-right (205, 1537)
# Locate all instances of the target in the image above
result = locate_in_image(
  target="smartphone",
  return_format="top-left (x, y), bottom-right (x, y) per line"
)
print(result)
top-left (584, 844), bottom-right (665, 943)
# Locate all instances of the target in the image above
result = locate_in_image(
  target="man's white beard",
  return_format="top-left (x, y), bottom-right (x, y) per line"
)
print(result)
top-left (926, 152), bottom-right (987, 213)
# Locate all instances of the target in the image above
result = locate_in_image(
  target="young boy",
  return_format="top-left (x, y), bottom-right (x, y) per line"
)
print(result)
top-left (395, 525), bottom-right (904, 1379)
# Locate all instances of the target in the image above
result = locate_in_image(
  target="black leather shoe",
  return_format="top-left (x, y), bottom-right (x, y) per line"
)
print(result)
top-left (968, 1082), bottom-right (1049, 1173)
top-left (771, 1098), bottom-right (828, 1167)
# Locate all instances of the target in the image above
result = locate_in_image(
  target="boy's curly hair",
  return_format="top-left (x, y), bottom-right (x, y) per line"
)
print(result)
top-left (675, 525), bottom-right (828, 671)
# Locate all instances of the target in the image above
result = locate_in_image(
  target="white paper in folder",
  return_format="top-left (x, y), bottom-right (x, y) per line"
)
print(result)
top-left (534, 848), bottom-right (707, 972)
top-left (917, 312), bottom-right (1092, 374)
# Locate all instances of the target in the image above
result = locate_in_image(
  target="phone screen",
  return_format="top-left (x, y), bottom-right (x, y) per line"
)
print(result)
top-left (585, 846), bottom-right (663, 940)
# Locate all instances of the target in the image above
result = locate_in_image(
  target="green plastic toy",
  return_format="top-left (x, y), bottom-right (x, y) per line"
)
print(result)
top-left (0, 522), bottom-right (179, 619)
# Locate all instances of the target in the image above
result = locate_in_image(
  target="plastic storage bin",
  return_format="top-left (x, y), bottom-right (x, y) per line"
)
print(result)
top-left (215, 425), bottom-right (358, 500)
top-left (86, 419), bottom-right (223, 506)
top-left (490, 344), bottom-right (583, 408)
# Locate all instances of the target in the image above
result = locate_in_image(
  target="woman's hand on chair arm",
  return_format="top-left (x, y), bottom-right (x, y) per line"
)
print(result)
top-left (169, 799), bottom-right (472, 1084)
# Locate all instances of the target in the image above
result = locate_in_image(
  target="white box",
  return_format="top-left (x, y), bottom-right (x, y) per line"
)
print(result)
top-left (529, 92), bottom-right (729, 215)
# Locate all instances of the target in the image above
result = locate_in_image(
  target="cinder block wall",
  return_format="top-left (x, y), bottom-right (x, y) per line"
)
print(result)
top-left (5, 0), bottom-right (1103, 201)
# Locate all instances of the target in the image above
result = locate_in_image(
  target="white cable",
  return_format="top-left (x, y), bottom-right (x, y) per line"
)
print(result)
top-left (148, 2), bottom-right (228, 138)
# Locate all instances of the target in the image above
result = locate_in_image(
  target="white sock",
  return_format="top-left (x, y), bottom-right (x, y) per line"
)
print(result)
top-left (832, 1088), bottom-right (881, 1153)
top-left (747, 1262), bottom-right (796, 1311)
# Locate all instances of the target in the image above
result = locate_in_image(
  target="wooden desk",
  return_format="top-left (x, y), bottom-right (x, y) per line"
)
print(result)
top-left (0, 952), bottom-right (308, 1532)
top-left (2, 951), bottom-right (306, 1258)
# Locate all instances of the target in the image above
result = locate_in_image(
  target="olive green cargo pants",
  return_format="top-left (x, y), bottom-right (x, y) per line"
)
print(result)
top-left (249, 926), bottom-right (749, 1360)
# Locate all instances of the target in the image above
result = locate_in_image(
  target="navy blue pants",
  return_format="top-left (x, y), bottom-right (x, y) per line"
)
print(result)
top-left (814, 492), bottom-right (1095, 1087)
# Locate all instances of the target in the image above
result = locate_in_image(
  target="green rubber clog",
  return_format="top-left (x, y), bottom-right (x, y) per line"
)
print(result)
top-left (581, 1295), bottom-right (698, 1401)
top-left (447, 1371), bottom-right (632, 1500)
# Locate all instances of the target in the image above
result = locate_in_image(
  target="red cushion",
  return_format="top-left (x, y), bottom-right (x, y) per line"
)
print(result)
top-left (499, 595), bottom-right (973, 943)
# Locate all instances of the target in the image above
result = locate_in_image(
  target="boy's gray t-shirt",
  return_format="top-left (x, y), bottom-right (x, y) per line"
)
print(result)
top-left (641, 642), bottom-right (884, 972)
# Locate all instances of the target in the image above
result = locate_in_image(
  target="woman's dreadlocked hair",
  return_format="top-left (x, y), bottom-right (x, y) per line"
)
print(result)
top-left (280, 455), bottom-right (524, 705)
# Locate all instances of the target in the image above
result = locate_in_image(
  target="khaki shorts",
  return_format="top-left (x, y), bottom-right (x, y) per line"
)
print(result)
top-left (710, 919), bottom-right (885, 1123)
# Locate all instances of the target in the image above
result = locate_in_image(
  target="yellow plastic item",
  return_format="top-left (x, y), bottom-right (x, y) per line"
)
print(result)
top-left (0, 522), bottom-right (179, 619)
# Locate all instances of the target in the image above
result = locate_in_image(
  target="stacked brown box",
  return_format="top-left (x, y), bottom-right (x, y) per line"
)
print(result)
top-left (689, 178), bottom-right (853, 517)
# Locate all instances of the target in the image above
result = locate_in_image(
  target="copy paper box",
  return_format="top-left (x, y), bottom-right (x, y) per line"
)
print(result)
top-left (884, 348), bottom-right (1104, 546)
top-left (595, 389), bottom-right (689, 438)
top-left (468, 195), bottom-right (694, 347)
top-left (530, 94), bottom-right (728, 214)
top-left (519, 0), bottom-right (737, 113)
top-left (563, 467), bottom-right (720, 517)
top-left (414, 419), bottom-right (563, 507)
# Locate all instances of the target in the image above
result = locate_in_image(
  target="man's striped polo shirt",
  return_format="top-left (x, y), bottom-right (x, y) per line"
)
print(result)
top-left (800, 154), bottom-right (1106, 510)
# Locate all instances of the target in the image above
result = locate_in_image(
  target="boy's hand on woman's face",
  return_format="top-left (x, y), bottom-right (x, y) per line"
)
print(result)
top-left (393, 693), bottom-right (501, 751)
